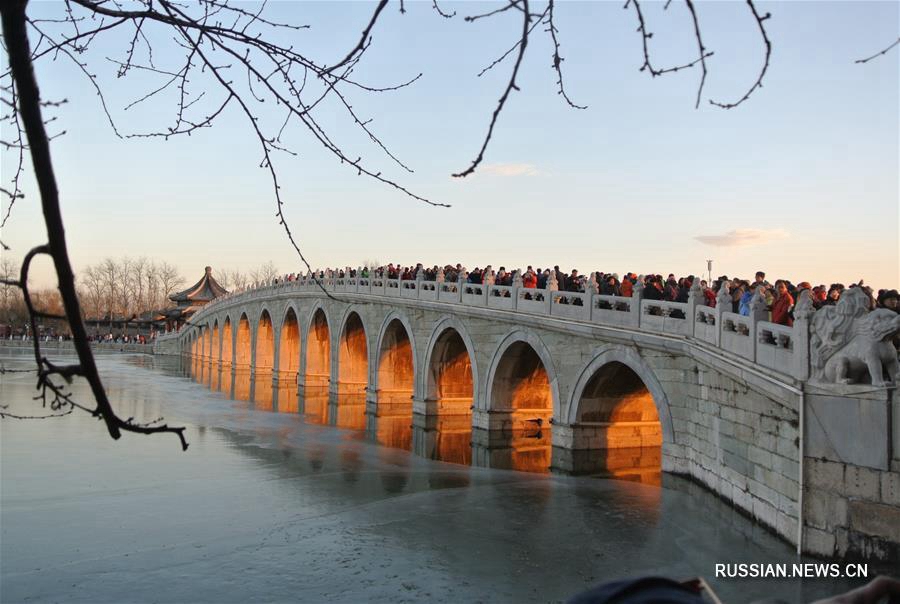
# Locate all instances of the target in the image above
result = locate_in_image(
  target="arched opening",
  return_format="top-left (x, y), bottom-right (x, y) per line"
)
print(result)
top-left (209, 322), bottom-right (220, 389)
top-left (305, 308), bottom-right (330, 390)
top-left (430, 328), bottom-right (474, 413)
top-left (491, 342), bottom-right (552, 414)
top-left (338, 312), bottom-right (368, 394)
top-left (190, 335), bottom-right (199, 380)
top-left (484, 340), bottom-right (553, 473)
top-left (279, 308), bottom-right (300, 382)
top-left (198, 328), bottom-right (207, 383)
top-left (372, 318), bottom-right (414, 450)
top-left (571, 362), bottom-right (662, 484)
top-left (254, 310), bottom-right (275, 407)
top-left (377, 319), bottom-right (414, 408)
top-left (334, 311), bottom-right (368, 430)
top-left (416, 327), bottom-right (474, 465)
top-left (255, 310), bottom-right (275, 376)
top-left (234, 313), bottom-right (252, 400)
top-left (219, 318), bottom-right (233, 393)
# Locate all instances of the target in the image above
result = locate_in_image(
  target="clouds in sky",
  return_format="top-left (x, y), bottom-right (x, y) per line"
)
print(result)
top-left (478, 163), bottom-right (539, 177)
top-left (694, 228), bottom-right (790, 247)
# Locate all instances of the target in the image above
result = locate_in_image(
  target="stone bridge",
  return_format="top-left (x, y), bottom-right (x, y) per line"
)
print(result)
top-left (155, 273), bottom-right (900, 561)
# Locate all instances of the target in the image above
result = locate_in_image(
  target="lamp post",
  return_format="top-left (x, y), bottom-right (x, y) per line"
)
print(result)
top-left (706, 259), bottom-right (713, 284)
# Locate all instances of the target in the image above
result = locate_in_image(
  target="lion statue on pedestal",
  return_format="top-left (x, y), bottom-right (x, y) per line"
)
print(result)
top-left (810, 287), bottom-right (900, 386)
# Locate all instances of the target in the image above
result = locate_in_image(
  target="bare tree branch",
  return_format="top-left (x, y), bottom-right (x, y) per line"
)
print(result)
top-left (1, 0), bottom-right (188, 450)
top-left (708, 0), bottom-right (771, 110)
top-left (454, 0), bottom-right (532, 178)
top-left (546, 0), bottom-right (586, 110)
top-left (322, 0), bottom-right (388, 75)
top-left (432, 1), bottom-right (456, 20)
top-left (855, 36), bottom-right (900, 64)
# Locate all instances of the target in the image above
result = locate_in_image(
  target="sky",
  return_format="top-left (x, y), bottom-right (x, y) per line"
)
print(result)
top-left (2, 0), bottom-right (898, 290)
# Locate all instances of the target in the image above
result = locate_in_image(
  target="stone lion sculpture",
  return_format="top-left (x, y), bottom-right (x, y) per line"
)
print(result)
top-left (811, 288), bottom-right (900, 386)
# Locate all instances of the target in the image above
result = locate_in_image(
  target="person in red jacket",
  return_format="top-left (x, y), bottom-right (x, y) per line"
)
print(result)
top-left (522, 267), bottom-right (538, 289)
top-left (770, 280), bottom-right (794, 326)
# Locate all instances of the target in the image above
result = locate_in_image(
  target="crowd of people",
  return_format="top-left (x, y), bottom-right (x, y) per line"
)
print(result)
top-left (277, 264), bottom-right (899, 329)
top-left (1, 329), bottom-right (154, 344)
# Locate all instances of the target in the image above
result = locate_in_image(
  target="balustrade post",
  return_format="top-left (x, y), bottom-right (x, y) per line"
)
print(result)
top-left (483, 267), bottom-right (495, 304)
top-left (512, 269), bottom-right (523, 311)
top-left (632, 277), bottom-right (645, 328)
top-left (545, 270), bottom-right (558, 315)
top-left (688, 277), bottom-right (706, 341)
top-left (586, 272), bottom-right (599, 318)
top-left (792, 290), bottom-right (815, 381)
top-left (715, 280), bottom-right (733, 346)
top-left (749, 288), bottom-right (768, 363)
top-left (415, 267), bottom-right (424, 300)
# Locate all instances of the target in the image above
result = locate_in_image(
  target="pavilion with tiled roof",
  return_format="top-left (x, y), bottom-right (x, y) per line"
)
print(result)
top-left (166, 266), bottom-right (228, 328)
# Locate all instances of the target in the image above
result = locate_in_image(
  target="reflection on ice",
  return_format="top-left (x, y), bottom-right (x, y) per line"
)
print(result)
top-left (185, 353), bottom-right (662, 484)
top-left (472, 427), bottom-right (551, 474)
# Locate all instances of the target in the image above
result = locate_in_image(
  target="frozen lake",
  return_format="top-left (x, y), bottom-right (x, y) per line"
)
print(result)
top-left (0, 353), bottom-right (875, 602)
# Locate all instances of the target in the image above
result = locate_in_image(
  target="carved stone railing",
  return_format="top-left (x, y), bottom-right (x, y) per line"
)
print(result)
top-left (756, 321), bottom-right (799, 375)
top-left (640, 299), bottom-right (691, 336)
top-left (190, 275), bottom-right (817, 382)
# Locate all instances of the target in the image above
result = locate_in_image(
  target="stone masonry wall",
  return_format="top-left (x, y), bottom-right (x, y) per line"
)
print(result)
top-left (658, 352), bottom-right (802, 544)
top-left (802, 388), bottom-right (899, 559)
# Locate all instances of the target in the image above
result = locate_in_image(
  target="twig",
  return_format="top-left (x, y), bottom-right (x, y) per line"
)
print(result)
top-left (709, 0), bottom-right (771, 109)
top-left (454, 0), bottom-right (531, 178)
top-left (546, 0), bottom-right (586, 110)
top-left (855, 37), bottom-right (900, 64)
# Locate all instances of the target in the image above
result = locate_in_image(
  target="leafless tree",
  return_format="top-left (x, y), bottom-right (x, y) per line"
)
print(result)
top-left (1, 0), bottom-right (892, 448)
top-left (155, 261), bottom-right (183, 307)
top-left (249, 261), bottom-right (279, 285)
top-left (75, 257), bottom-right (183, 321)
top-left (215, 267), bottom-right (244, 292)
top-left (0, 257), bottom-right (20, 322)
top-left (129, 256), bottom-right (148, 315)
top-left (79, 264), bottom-right (104, 324)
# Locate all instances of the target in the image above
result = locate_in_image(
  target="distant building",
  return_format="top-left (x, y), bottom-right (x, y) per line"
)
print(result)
top-left (166, 266), bottom-right (228, 330)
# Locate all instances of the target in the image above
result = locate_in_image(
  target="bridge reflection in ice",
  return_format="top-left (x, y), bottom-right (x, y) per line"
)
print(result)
top-left (187, 352), bottom-right (660, 484)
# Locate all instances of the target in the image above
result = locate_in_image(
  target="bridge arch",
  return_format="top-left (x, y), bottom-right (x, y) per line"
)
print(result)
top-left (566, 346), bottom-right (674, 444)
top-left (373, 311), bottom-right (417, 402)
top-left (189, 330), bottom-right (199, 379)
top-left (304, 303), bottom-right (332, 389)
top-left (219, 316), bottom-right (234, 393)
top-left (278, 305), bottom-right (301, 379)
top-left (254, 308), bottom-right (275, 373)
top-left (198, 325), bottom-right (208, 383)
top-left (235, 311), bottom-right (252, 365)
top-left (485, 329), bottom-right (560, 420)
top-left (336, 307), bottom-right (369, 394)
top-left (209, 319), bottom-right (220, 388)
top-left (422, 316), bottom-right (478, 411)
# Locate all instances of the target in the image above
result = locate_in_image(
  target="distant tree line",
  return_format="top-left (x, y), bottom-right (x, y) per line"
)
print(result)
top-left (78, 257), bottom-right (183, 323)
top-left (0, 258), bottom-right (284, 336)
top-left (1, 256), bottom-right (183, 335)
top-left (1, 256), bottom-right (65, 334)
